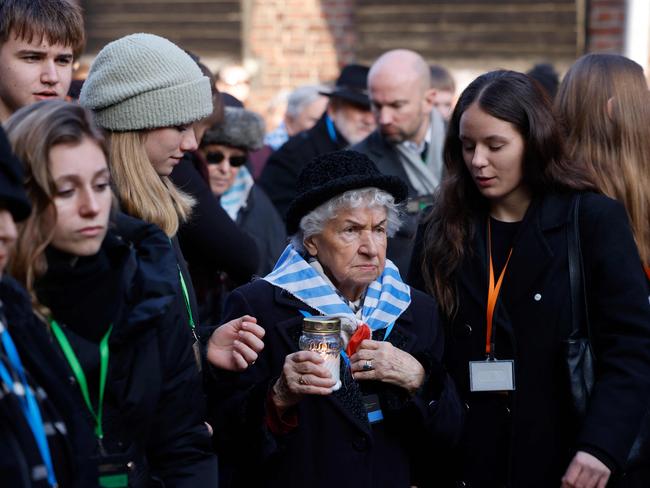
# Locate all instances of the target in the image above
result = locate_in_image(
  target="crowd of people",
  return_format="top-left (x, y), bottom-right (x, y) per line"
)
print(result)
top-left (0, 0), bottom-right (649, 487)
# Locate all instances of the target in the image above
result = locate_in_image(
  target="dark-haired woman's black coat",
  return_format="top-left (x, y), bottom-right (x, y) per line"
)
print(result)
top-left (409, 192), bottom-right (650, 487)
top-left (210, 279), bottom-right (462, 488)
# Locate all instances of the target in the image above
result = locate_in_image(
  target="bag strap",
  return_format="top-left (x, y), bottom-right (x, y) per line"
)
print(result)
top-left (567, 194), bottom-right (594, 352)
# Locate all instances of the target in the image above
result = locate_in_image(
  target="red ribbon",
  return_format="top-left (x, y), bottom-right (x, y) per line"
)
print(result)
top-left (346, 323), bottom-right (371, 357)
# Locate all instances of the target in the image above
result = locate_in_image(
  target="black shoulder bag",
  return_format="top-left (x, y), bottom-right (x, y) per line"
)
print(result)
top-left (564, 194), bottom-right (648, 470)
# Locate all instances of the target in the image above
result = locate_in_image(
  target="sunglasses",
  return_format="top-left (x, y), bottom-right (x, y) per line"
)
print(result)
top-left (204, 151), bottom-right (247, 167)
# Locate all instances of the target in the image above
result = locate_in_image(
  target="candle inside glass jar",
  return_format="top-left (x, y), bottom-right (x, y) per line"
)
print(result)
top-left (299, 317), bottom-right (342, 391)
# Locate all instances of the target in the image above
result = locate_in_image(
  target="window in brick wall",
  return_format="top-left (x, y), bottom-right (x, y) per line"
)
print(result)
top-left (82, 0), bottom-right (242, 58)
top-left (355, 0), bottom-right (585, 63)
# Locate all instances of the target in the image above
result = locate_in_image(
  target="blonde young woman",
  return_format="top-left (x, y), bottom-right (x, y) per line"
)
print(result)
top-left (555, 53), bottom-right (650, 282)
top-left (79, 33), bottom-right (264, 368)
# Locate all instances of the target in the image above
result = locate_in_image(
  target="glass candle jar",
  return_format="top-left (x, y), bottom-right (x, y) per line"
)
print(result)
top-left (299, 316), bottom-right (342, 391)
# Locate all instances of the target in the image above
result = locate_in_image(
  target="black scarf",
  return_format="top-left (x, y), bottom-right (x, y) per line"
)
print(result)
top-left (35, 235), bottom-right (126, 343)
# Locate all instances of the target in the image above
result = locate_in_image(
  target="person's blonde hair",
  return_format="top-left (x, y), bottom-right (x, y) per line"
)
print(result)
top-left (4, 100), bottom-right (109, 311)
top-left (555, 54), bottom-right (650, 268)
top-left (108, 131), bottom-right (194, 237)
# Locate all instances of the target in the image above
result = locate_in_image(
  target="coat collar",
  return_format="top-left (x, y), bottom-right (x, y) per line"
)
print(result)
top-left (459, 193), bottom-right (572, 319)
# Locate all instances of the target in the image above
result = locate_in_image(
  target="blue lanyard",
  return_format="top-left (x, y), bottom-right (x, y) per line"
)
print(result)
top-left (298, 310), bottom-right (394, 366)
top-left (0, 322), bottom-right (58, 487)
top-left (325, 114), bottom-right (338, 144)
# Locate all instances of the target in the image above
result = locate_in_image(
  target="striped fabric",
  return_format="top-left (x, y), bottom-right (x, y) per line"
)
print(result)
top-left (220, 166), bottom-right (255, 221)
top-left (264, 244), bottom-right (411, 337)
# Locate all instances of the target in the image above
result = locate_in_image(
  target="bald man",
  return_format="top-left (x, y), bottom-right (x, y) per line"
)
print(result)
top-left (353, 49), bottom-right (446, 275)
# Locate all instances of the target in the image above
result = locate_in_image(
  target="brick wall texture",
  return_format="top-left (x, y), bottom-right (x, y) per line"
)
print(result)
top-left (245, 0), bottom-right (630, 119)
top-left (587, 0), bottom-right (626, 53)
top-left (246, 0), bottom-right (356, 116)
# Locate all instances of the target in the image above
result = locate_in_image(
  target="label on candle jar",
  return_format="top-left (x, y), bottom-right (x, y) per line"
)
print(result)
top-left (304, 343), bottom-right (341, 391)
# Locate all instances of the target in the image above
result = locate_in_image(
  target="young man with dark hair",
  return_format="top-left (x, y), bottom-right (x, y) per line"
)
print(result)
top-left (0, 0), bottom-right (84, 122)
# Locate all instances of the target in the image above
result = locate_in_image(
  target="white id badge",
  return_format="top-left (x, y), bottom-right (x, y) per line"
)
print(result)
top-left (469, 360), bottom-right (515, 392)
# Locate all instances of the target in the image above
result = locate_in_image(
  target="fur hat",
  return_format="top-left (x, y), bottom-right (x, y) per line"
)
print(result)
top-left (286, 150), bottom-right (407, 234)
top-left (79, 33), bottom-right (212, 131)
top-left (201, 107), bottom-right (265, 151)
top-left (0, 127), bottom-right (31, 222)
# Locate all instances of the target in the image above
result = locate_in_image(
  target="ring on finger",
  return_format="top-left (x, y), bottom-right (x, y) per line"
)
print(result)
top-left (362, 359), bottom-right (373, 371)
top-left (298, 375), bottom-right (308, 385)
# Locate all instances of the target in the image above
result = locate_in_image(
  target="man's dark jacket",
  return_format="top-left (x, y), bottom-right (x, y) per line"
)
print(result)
top-left (259, 113), bottom-right (348, 221)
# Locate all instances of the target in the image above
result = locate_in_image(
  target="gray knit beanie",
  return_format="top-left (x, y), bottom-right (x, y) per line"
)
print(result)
top-left (202, 107), bottom-right (265, 151)
top-left (79, 33), bottom-right (212, 131)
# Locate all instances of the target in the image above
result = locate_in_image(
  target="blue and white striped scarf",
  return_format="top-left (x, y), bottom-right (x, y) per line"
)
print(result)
top-left (264, 244), bottom-right (411, 344)
top-left (220, 166), bottom-right (255, 221)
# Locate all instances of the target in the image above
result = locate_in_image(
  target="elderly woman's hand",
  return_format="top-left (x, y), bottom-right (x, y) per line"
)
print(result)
top-left (271, 351), bottom-right (337, 412)
top-left (207, 315), bottom-right (265, 371)
top-left (350, 339), bottom-right (425, 394)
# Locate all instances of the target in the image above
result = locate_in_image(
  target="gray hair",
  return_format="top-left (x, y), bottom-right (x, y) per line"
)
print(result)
top-left (286, 84), bottom-right (328, 118)
top-left (290, 187), bottom-right (403, 252)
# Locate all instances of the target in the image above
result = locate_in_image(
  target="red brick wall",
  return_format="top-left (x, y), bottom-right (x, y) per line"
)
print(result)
top-left (586, 0), bottom-right (626, 53)
top-left (246, 0), bottom-right (356, 117)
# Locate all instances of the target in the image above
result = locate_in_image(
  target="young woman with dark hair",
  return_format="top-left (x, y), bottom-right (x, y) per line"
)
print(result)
top-left (409, 70), bottom-right (650, 488)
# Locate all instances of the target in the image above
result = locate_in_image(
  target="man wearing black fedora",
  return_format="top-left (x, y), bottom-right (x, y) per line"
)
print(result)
top-left (259, 64), bottom-right (376, 220)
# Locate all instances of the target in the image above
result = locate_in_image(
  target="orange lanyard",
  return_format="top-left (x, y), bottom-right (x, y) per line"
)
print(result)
top-left (486, 219), bottom-right (513, 359)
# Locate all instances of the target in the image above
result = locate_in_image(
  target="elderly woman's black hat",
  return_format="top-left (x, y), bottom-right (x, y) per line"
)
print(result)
top-left (0, 127), bottom-right (31, 222)
top-left (285, 150), bottom-right (407, 234)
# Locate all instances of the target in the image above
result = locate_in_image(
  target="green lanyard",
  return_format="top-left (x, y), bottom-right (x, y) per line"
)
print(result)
top-left (169, 238), bottom-right (196, 331)
top-left (49, 319), bottom-right (112, 440)
top-left (177, 266), bottom-right (196, 330)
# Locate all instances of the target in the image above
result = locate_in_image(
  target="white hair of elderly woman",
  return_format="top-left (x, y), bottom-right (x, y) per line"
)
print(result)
top-left (290, 187), bottom-right (403, 253)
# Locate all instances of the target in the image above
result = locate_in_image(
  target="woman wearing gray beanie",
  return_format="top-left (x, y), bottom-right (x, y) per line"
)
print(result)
top-left (79, 32), bottom-right (264, 360)
top-left (79, 33), bottom-right (210, 240)
top-left (78, 32), bottom-right (266, 478)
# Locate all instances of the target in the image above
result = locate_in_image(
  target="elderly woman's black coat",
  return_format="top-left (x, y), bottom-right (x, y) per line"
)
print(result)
top-left (210, 278), bottom-right (462, 488)
top-left (409, 192), bottom-right (650, 487)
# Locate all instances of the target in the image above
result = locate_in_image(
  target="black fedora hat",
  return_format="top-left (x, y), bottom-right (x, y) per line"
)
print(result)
top-left (286, 150), bottom-right (407, 235)
top-left (320, 64), bottom-right (370, 109)
top-left (0, 127), bottom-right (31, 222)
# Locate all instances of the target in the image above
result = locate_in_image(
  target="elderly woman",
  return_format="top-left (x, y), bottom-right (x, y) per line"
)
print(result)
top-left (200, 106), bottom-right (286, 276)
top-left (211, 150), bottom-right (461, 488)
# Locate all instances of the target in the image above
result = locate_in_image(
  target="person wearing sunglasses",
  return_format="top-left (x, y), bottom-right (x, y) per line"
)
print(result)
top-left (200, 107), bottom-right (286, 280)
